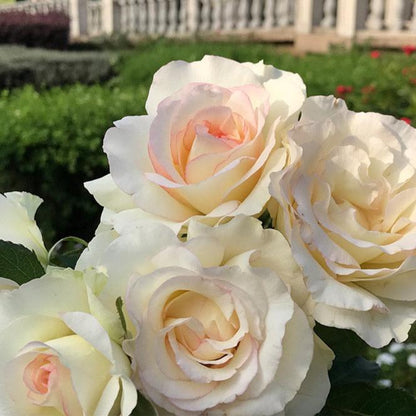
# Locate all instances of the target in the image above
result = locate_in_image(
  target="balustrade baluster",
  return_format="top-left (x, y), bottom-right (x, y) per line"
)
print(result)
top-left (276, 0), bottom-right (290, 26)
top-left (148, 0), bottom-right (157, 34)
top-left (263, 0), bottom-right (276, 28)
top-left (167, 0), bottom-right (178, 34)
top-left (212, 0), bottom-right (222, 30)
top-left (321, 0), bottom-right (336, 27)
top-left (200, 0), bottom-right (211, 31)
top-left (366, 0), bottom-right (384, 30)
top-left (178, 0), bottom-right (187, 32)
top-left (250, 0), bottom-right (263, 28)
top-left (119, 0), bottom-right (128, 32)
top-left (236, 0), bottom-right (249, 29)
top-left (223, 0), bottom-right (235, 30)
top-left (127, 0), bottom-right (133, 32)
top-left (385, 0), bottom-right (405, 31)
top-left (157, 0), bottom-right (167, 33)
top-left (136, 0), bottom-right (146, 33)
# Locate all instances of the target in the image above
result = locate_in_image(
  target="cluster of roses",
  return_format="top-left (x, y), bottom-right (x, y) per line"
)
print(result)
top-left (1, 55), bottom-right (416, 416)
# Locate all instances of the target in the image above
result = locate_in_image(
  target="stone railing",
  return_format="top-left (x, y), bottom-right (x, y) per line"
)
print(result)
top-left (1, 0), bottom-right (416, 51)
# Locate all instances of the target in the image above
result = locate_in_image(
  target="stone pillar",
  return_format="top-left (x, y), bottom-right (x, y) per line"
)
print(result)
top-left (336, 0), bottom-right (358, 38)
top-left (101, 0), bottom-right (114, 34)
top-left (295, 0), bottom-right (314, 33)
top-left (69, 0), bottom-right (88, 37)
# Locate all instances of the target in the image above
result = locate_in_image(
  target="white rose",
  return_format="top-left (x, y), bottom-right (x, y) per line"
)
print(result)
top-left (270, 95), bottom-right (416, 348)
top-left (77, 216), bottom-right (332, 415)
top-left (0, 269), bottom-right (137, 415)
top-left (86, 55), bottom-right (305, 233)
top-left (0, 192), bottom-right (47, 266)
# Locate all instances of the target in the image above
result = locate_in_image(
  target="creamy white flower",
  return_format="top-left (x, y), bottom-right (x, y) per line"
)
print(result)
top-left (0, 269), bottom-right (137, 416)
top-left (0, 192), bottom-right (47, 266)
top-left (270, 95), bottom-right (416, 348)
top-left (86, 55), bottom-right (306, 233)
top-left (77, 216), bottom-right (332, 416)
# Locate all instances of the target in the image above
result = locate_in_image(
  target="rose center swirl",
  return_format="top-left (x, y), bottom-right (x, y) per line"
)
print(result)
top-left (163, 291), bottom-right (240, 366)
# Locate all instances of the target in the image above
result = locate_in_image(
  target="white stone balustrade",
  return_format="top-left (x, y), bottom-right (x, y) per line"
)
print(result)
top-left (1, 0), bottom-right (416, 49)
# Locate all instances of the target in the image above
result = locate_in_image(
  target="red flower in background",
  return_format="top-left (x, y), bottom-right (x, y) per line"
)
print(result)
top-left (370, 50), bottom-right (381, 59)
top-left (336, 85), bottom-right (353, 96)
top-left (402, 45), bottom-right (416, 56)
top-left (401, 117), bottom-right (411, 124)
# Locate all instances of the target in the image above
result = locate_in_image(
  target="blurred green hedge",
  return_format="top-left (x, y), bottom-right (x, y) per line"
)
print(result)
top-left (0, 84), bottom-right (147, 245)
top-left (0, 46), bottom-right (115, 89)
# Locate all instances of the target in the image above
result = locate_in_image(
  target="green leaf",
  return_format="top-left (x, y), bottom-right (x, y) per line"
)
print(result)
top-left (314, 323), bottom-right (370, 358)
top-left (130, 392), bottom-right (158, 416)
top-left (258, 210), bottom-right (273, 229)
top-left (115, 296), bottom-right (132, 340)
top-left (48, 236), bottom-right (88, 268)
top-left (319, 383), bottom-right (416, 416)
top-left (330, 356), bottom-right (380, 386)
top-left (0, 240), bottom-right (45, 284)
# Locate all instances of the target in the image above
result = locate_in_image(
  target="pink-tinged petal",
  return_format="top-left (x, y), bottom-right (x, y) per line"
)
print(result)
top-left (175, 157), bottom-right (257, 214)
top-left (291, 222), bottom-right (387, 312)
top-left (299, 95), bottom-right (347, 124)
top-left (314, 297), bottom-right (416, 348)
top-left (84, 174), bottom-right (136, 213)
top-left (170, 336), bottom-right (259, 412)
top-left (132, 175), bottom-right (199, 221)
top-left (146, 56), bottom-right (262, 115)
top-left (217, 306), bottom-right (314, 416)
top-left (104, 115), bottom-right (154, 195)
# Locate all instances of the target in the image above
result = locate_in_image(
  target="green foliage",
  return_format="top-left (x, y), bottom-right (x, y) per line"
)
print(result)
top-left (329, 356), bottom-right (380, 386)
top-left (319, 383), bottom-right (416, 416)
top-left (315, 323), bottom-right (373, 359)
top-left (0, 45), bottom-right (115, 89)
top-left (131, 392), bottom-right (157, 416)
top-left (0, 83), bottom-right (146, 245)
top-left (0, 240), bottom-right (44, 284)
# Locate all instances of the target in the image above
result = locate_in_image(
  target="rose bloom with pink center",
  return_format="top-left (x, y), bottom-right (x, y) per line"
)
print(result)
top-left (0, 269), bottom-right (137, 416)
top-left (85, 55), bottom-right (306, 234)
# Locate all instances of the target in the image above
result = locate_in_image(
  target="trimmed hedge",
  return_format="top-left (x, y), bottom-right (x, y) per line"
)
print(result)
top-left (0, 84), bottom-right (147, 245)
top-left (0, 46), bottom-right (115, 89)
top-left (0, 10), bottom-right (69, 49)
